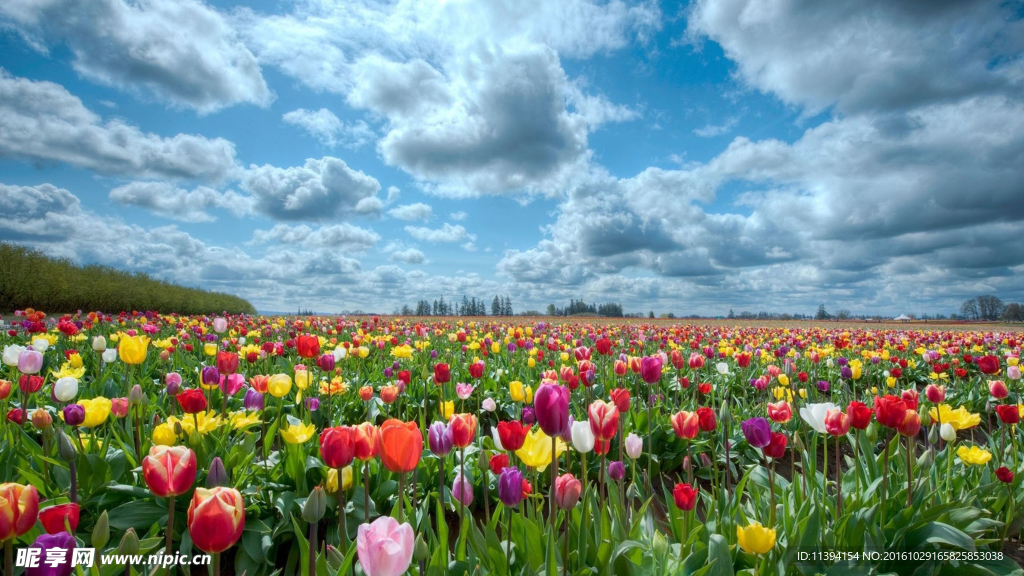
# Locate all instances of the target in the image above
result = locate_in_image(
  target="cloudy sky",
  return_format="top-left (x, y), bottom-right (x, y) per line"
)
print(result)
top-left (1, 0), bottom-right (1022, 316)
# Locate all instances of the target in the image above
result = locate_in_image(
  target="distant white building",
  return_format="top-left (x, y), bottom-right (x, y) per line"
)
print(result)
top-left (894, 314), bottom-right (911, 322)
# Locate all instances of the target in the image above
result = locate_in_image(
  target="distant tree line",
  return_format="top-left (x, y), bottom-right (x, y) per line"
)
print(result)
top-left (400, 295), bottom-right (514, 316)
top-left (0, 242), bottom-right (256, 315)
top-left (956, 295), bottom-right (1023, 322)
top-left (545, 299), bottom-right (624, 317)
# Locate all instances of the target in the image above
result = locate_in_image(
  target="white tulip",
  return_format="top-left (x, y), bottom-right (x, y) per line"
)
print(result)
top-left (482, 398), bottom-right (496, 412)
top-left (940, 423), bottom-right (956, 443)
top-left (102, 349), bottom-right (117, 363)
top-left (237, 337), bottom-right (246, 346)
top-left (31, 338), bottom-right (49, 353)
top-left (571, 420), bottom-right (595, 453)
top-left (2, 345), bottom-right (26, 367)
top-left (213, 317), bottom-right (228, 333)
top-left (491, 427), bottom-right (505, 451)
top-left (715, 362), bottom-right (729, 375)
top-left (799, 402), bottom-right (839, 434)
top-left (54, 377), bottom-right (79, 402)
top-left (92, 336), bottom-right (107, 352)
top-left (625, 433), bottom-right (643, 459)
top-left (333, 347), bottom-right (347, 362)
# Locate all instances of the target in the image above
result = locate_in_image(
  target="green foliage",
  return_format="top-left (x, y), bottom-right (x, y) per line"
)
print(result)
top-left (0, 242), bottom-right (255, 314)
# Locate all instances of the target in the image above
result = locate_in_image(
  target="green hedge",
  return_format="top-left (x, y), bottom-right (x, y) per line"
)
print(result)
top-left (0, 242), bottom-right (256, 315)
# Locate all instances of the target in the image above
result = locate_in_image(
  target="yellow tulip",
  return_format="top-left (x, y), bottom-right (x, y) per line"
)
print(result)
top-left (440, 401), bottom-right (455, 420)
top-left (295, 368), bottom-right (309, 390)
top-left (326, 466), bottom-right (354, 493)
top-left (78, 397), bottom-right (112, 428)
top-left (268, 374), bottom-right (292, 398)
top-left (69, 353), bottom-right (83, 369)
top-left (320, 378), bottom-right (348, 395)
top-left (118, 335), bottom-right (150, 365)
top-left (229, 411), bottom-right (261, 430)
top-left (528, 358), bottom-right (536, 368)
top-left (777, 374), bottom-right (789, 387)
top-left (282, 422), bottom-right (316, 444)
top-left (736, 521), bottom-right (776, 555)
top-left (929, 404), bottom-right (980, 431)
top-left (510, 381), bottom-right (526, 403)
top-left (525, 386), bottom-right (534, 404)
top-left (957, 445), bottom-right (992, 466)
top-left (203, 342), bottom-right (217, 357)
top-left (516, 428), bottom-right (566, 472)
top-left (169, 411), bottom-right (223, 436)
top-left (357, 346), bottom-right (370, 359)
top-left (152, 423), bottom-right (178, 446)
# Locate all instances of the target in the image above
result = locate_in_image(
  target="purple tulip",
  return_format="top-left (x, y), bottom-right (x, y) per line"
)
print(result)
top-left (428, 421), bottom-right (453, 456)
top-left (639, 356), bottom-right (662, 384)
top-left (201, 366), bottom-right (220, 386)
top-left (165, 372), bottom-right (182, 388)
top-left (741, 417), bottom-right (771, 448)
top-left (840, 367), bottom-right (853, 380)
top-left (559, 415), bottom-right (575, 443)
top-left (498, 467), bottom-right (524, 507)
top-left (534, 383), bottom-right (569, 437)
top-left (817, 380), bottom-right (830, 392)
top-left (383, 367), bottom-right (393, 378)
top-left (63, 404), bottom-right (85, 427)
top-left (451, 473), bottom-right (474, 506)
top-left (243, 388), bottom-right (264, 411)
top-left (25, 532), bottom-right (74, 576)
top-left (305, 397), bottom-right (320, 412)
top-left (836, 357), bottom-right (848, 366)
top-left (608, 461), bottom-right (625, 481)
top-left (317, 354), bottom-right (335, 372)
top-left (522, 407), bottom-right (537, 426)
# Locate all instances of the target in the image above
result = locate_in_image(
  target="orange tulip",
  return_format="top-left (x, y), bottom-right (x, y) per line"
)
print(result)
top-left (377, 419), bottom-right (422, 473)
top-left (353, 422), bottom-right (380, 461)
top-left (449, 413), bottom-right (478, 448)
top-left (0, 483), bottom-right (39, 541)
top-left (187, 487), bottom-right (245, 554)
top-left (670, 411), bottom-right (699, 440)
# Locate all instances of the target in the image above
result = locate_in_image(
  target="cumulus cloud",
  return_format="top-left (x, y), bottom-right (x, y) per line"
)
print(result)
top-left (251, 223), bottom-right (380, 251)
top-left (387, 202), bottom-right (432, 222)
top-left (389, 247), bottom-right (427, 265)
top-left (240, 156), bottom-right (383, 221)
top-left (404, 223), bottom-right (475, 244)
top-left (685, 0), bottom-right (1024, 115)
top-left (0, 0), bottom-right (271, 113)
top-left (0, 71), bottom-right (238, 181)
top-left (282, 108), bottom-right (375, 148)
top-left (109, 182), bottom-right (253, 222)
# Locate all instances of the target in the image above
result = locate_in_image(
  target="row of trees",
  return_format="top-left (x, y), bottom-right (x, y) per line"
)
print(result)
top-left (958, 295), bottom-right (1021, 321)
top-left (545, 299), bottom-right (625, 317)
top-left (0, 243), bottom-right (256, 315)
top-left (402, 295), bottom-right (514, 317)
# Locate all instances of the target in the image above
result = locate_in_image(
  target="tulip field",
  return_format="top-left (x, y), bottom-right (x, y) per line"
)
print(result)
top-left (1, 310), bottom-right (1024, 576)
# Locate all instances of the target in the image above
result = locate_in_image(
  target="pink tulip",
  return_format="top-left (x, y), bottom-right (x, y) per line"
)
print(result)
top-left (356, 516), bottom-right (414, 576)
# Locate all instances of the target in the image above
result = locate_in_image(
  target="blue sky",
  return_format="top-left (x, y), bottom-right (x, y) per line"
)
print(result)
top-left (1, 0), bottom-right (1022, 316)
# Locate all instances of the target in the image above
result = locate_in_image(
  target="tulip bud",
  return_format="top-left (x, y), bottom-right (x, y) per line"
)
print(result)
top-left (92, 510), bottom-right (110, 550)
top-left (414, 533), bottom-right (429, 561)
top-left (865, 422), bottom-right (878, 443)
top-left (916, 449), bottom-right (933, 470)
top-left (917, 406), bottom-right (931, 427)
top-left (478, 448), bottom-right (491, 472)
top-left (32, 408), bottom-right (52, 430)
top-left (129, 384), bottom-right (143, 406)
top-left (928, 425), bottom-right (938, 445)
top-left (718, 400), bottom-right (731, 426)
top-left (207, 457), bottom-right (229, 488)
top-left (173, 420), bottom-right (184, 436)
top-left (652, 531), bottom-right (668, 559)
top-left (118, 528), bottom-right (140, 556)
top-left (57, 429), bottom-right (76, 462)
top-left (302, 486), bottom-right (327, 523)
top-left (940, 423), bottom-right (956, 443)
top-left (326, 545), bottom-right (345, 571)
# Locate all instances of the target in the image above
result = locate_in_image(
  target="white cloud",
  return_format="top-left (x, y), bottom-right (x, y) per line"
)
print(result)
top-left (251, 223), bottom-right (380, 251)
top-left (387, 202), bottom-right (432, 222)
top-left (693, 116), bottom-right (739, 137)
top-left (109, 182), bottom-right (253, 222)
top-left (449, 211), bottom-right (468, 221)
top-left (389, 247), bottom-right (426, 264)
top-left (0, 71), bottom-right (238, 181)
top-left (404, 223), bottom-right (475, 244)
top-left (282, 108), bottom-right (375, 148)
top-left (0, 0), bottom-right (271, 113)
top-left (240, 156), bottom-right (383, 221)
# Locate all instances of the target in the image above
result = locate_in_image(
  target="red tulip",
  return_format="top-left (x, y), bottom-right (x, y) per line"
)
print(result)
top-left (434, 363), bottom-right (450, 384)
top-left (320, 426), bottom-right (357, 469)
top-left (901, 390), bottom-right (919, 411)
top-left (672, 482), bottom-right (697, 511)
top-left (995, 404), bottom-right (1020, 425)
top-left (554, 474), bottom-right (582, 510)
top-left (489, 453), bottom-right (509, 475)
top-left (39, 503), bottom-right (79, 534)
top-left (595, 338), bottom-right (612, 356)
top-left (996, 467), bottom-right (1014, 484)
top-left (696, 406), bottom-right (716, 432)
top-left (468, 360), bottom-right (485, 379)
top-left (378, 419), bottom-right (422, 473)
top-left (296, 335), bottom-right (320, 359)
top-left (897, 410), bottom-right (921, 437)
top-left (497, 421), bottom-right (529, 451)
top-left (640, 356), bottom-right (663, 384)
top-left (763, 432), bottom-right (787, 459)
top-left (449, 413), bottom-right (478, 448)
top-left (874, 395), bottom-right (907, 428)
top-left (588, 400), bottom-right (619, 441)
top-left (976, 355), bottom-right (1000, 375)
top-left (609, 388), bottom-right (630, 412)
top-left (845, 401), bottom-right (871, 430)
top-left (177, 389), bottom-right (208, 414)
top-left (0, 483), bottom-right (39, 540)
top-left (215, 351), bottom-right (239, 375)
top-left (924, 385), bottom-right (945, 404)
top-left (990, 380), bottom-right (1009, 399)
top-left (142, 446), bottom-right (198, 498)
top-left (670, 411), bottom-right (699, 440)
top-left (187, 487), bottom-right (245, 554)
